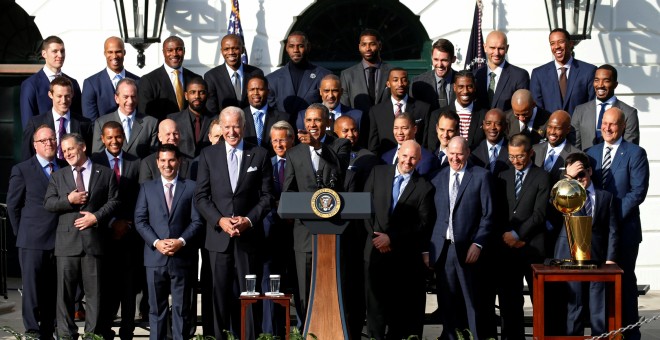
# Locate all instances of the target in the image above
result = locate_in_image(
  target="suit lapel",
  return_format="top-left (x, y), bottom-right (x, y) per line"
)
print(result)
top-left (564, 61), bottom-right (581, 107)
top-left (609, 142), bottom-right (626, 176)
top-left (493, 64), bottom-right (511, 105)
top-left (535, 144), bottom-right (549, 168)
top-left (219, 64), bottom-right (238, 101)
top-left (87, 164), bottom-right (101, 198)
top-left (298, 69), bottom-right (316, 97)
top-left (31, 157), bottom-right (51, 187)
top-left (236, 144), bottom-right (254, 191)
top-left (454, 167), bottom-right (472, 207)
top-left (397, 173), bottom-right (416, 206)
top-left (169, 179), bottom-right (185, 221)
top-left (160, 66), bottom-right (177, 100)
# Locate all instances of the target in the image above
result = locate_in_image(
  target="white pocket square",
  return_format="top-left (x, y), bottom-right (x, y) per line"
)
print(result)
top-left (247, 166), bottom-right (258, 172)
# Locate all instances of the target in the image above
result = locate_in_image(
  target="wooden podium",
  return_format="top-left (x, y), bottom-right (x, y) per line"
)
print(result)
top-left (278, 191), bottom-right (371, 339)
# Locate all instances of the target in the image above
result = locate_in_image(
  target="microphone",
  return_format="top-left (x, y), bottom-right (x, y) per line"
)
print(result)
top-left (315, 170), bottom-right (324, 189)
top-left (329, 170), bottom-right (337, 189)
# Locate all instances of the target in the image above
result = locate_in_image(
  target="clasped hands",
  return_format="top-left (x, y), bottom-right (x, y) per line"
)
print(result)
top-left (503, 231), bottom-right (525, 248)
top-left (218, 216), bottom-right (250, 237)
top-left (155, 239), bottom-right (183, 256)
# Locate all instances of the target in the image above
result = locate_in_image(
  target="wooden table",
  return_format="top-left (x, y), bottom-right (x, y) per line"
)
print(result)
top-left (532, 263), bottom-right (623, 339)
top-left (240, 293), bottom-right (292, 340)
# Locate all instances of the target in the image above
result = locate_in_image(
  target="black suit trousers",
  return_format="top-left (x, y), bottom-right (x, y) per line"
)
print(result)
top-left (19, 248), bottom-right (56, 336)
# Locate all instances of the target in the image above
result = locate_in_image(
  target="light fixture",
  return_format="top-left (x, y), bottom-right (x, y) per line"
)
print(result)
top-left (544, 0), bottom-right (597, 42)
top-left (114, 0), bottom-right (168, 68)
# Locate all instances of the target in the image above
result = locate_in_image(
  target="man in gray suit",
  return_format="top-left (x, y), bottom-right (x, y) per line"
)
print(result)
top-left (340, 29), bottom-right (392, 114)
top-left (571, 64), bottom-right (639, 150)
top-left (410, 39), bottom-right (458, 111)
top-left (44, 133), bottom-right (120, 339)
top-left (92, 78), bottom-right (159, 158)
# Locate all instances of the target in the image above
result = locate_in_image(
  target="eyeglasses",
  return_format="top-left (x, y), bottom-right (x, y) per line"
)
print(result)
top-left (508, 154), bottom-right (527, 161)
top-left (34, 138), bottom-right (57, 145)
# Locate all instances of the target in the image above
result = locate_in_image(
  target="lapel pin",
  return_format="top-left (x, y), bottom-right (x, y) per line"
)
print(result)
top-left (310, 73), bottom-right (316, 79)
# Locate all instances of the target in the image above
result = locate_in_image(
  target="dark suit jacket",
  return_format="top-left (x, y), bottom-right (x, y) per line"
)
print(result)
top-left (92, 110), bottom-right (159, 159)
top-left (135, 177), bottom-right (203, 267)
top-left (266, 62), bottom-right (331, 117)
top-left (243, 106), bottom-right (290, 155)
top-left (90, 151), bottom-right (141, 221)
top-left (44, 162), bottom-right (120, 256)
top-left (22, 112), bottom-right (92, 161)
top-left (475, 62), bottom-right (530, 111)
top-left (20, 69), bottom-right (82, 128)
top-left (138, 65), bottom-right (202, 121)
top-left (410, 69), bottom-right (457, 112)
top-left (81, 69), bottom-right (140, 121)
top-left (7, 156), bottom-right (67, 250)
top-left (194, 141), bottom-right (274, 253)
top-left (283, 135), bottom-right (351, 252)
top-left (586, 141), bottom-right (649, 245)
top-left (425, 101), bottom-right (486, 152)
top-left (339, 62), bottom-right (392, 114)
top-left (380, 146), bottom-right (439, 177)
top-left (204, 63), bottom-right (264, 114)
top-left (530, 58), bottom-right (596, 114)
top-left (554, 188), bottom-right (619, 263)
top-left (497, 165), bottom-right (550, 258)
top-left (296, 104), bottom-right (363, 132)
top-left (344, 147), bottom-right (380, 192)
top-left (505, 106), bottom-right (551, 145)
top-left (532, 141), bottom-right (582, 184)
top-left (363, 165), bottom-right (435, 262)
top-left (469, 138), bottom-right (511, 177)
top-left (429, 165), bottom-right (494, 263)
top-left (139, 152), bottom-right (191, 184)
top-left (167, 108), bottom-right (214, 158)
top-left (571, 99), bottom-right (640, 150)
top-left (368, 97), bottom-right (431, 156)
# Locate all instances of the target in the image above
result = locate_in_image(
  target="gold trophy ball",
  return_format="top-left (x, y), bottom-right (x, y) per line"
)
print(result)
top-left (551, 179), bottom-right (586, 214)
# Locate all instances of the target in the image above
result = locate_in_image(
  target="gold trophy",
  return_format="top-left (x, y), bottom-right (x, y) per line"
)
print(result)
top-left (550, 179), bottom-right (597, 269)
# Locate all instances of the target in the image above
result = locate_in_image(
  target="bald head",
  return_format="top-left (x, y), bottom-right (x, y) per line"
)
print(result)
top-left (484, 31), bottom-right (509, 68)
top-left (601, 107), bottom-right (625, 144)
top-left (397, 140), bottom-right (422, 175)
top-left (511, 89), bottom-right (536, 124)
top-left (104, 36), bottom-right (126, 73)
top-left (545, 110), bottom-right (571, 146)
top-left (447, 136), bottom-right (470, 171)
top-left (158, 119), bottom-right (180, 145)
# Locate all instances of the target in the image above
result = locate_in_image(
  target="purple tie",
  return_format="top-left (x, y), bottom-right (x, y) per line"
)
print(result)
top-left (278, 159), bottom-right (286, 190)
top-left (57, 117), bottom-right (67, 159)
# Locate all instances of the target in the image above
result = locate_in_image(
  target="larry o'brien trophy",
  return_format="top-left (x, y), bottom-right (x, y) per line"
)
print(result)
top-left (278, 170), bottom-right (371, 339)
top-left (550, 179), bottom-right (597, 269)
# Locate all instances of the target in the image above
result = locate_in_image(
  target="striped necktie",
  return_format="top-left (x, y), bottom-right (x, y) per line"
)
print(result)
top-left (515, 171), bottom-right (524, 199)
top-left (543, 148), bottom-right (555, 172)
top-left (602, 146), bottom-right (612, 187)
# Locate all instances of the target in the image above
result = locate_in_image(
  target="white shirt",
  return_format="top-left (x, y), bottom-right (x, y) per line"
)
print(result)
top-left (544, 139), bottom-right (566, 169)
top-left (106, 67), bottom-right (126, 83)
top-left (43, 66), bottom-right (61, 82)
top-left (249, 104), bottom-right (268, 127)
top-left (486, 139), bottom-right (504, 161)
top-left (71, 158), bottom-right (93, 191)
top-left (104, 149), bottom-right (123, 176)
top-left (225, 63), bottom-right (244, 88)
top-left (153, 175), bottom-right (187, 247)
top-left (519, 107), bottom-right (538, 132)
top-left (390, 95), bottom-right (408, 114)
top-left (603, 137), bottom-right (622, 164)
top-left (225, 139), bottom-right (245, 171)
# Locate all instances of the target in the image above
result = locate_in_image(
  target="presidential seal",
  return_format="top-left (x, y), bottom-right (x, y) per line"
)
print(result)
top-left (310, 188), bottom-right (341, 218)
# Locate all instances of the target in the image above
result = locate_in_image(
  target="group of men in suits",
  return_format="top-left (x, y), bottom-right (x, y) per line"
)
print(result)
top-left (10, 24), bottom-right (649, 340)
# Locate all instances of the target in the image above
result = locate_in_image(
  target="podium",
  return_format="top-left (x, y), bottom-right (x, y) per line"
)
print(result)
top-left (278, 191), bottom-right (371, 339)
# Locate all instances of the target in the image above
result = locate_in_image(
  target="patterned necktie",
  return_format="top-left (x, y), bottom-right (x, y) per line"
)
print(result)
top-left (123, 116), bottom-right (132, 142)
top-left (47, 162), bottom-right (54, 178)
top-left (75, 166), bottom-right (86, 192)
top-left (254, 110), bottom-right (264, 145)
top-left (489, 145), bottom-right (498, 173)
top-left (448, 172), bottom-right (460, 242)
top-left (437, 78), bottom-right (447, 108)
top-left (278, 159), bottom-right (286, 192)
top-left (602, 146), bottom-right (612, 187)
top-left (596, 103), bottom-right (607, 138)
top-left (367, 66), bottom-right (376, 103)
top-left (583, 189), bottom-right (593, 217)
top-left (559, 67), bottom-right (568, 101)
top-left (488, 72), bottom-right (497, 104)
top-left (164, 183), bottom-right (173, 212)
top-left (544, 148), bottom-right (556, 172)
top-left (515, 171), bottom-right (524, 199)
top-left (173, 69), bottom-right (184, 110)
top-left (394, 102), bottom-right (402, 116)
top-left (233, 71), bottom-right (242, 99)
top-left (391, 175), bottom-right (404, 211)
top-left (57, 117), bottom-right (67, 160)
top-left (228, 148), bottom-right (238, 192)
top-left (113, 157), bottom-right (121, 184)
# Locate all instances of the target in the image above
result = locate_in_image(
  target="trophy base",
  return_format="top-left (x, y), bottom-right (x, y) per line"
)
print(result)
top-left (559, 259), bottom-right (598, 270)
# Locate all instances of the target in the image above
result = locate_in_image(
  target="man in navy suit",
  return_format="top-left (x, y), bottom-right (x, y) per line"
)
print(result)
top-left (242, 74), bottom-right (289, 154)
top-left (364, 140), bottom-right (435, 340)
top-left (475, 31), bottom-right (530, 111)
top-left (587, 107), bottom-right (649, 340)
top-left (135, 144), bottom-right (202, 340)
top-left (429, 136), bottom-right (494, 340)
top-left (572, 64), bottom-right (639, 150)
top-left (368, 68), bottom-right (431, 156)
top-left (138, 36), bottom-right (202, 121)
top-left (530, 28), bottom-right (596, 114)
top-left (380, 112), bottom-right (438, 177)
top-left (168, 77), bottom-right (215, 158)
top-left (7, 126), bottom-right (66, 338)
top-left (410, 39), bottom-right (458, 112)
top-left (554, 152), bottom-right (619, 336)
top-left (194, 106), bottom-right (274, 340)
top-left (297, 74), bottom-right (363, 140)
top-left (339, 29), bottom-right (392, 114)
top-left (20, 35), bottom-right (82, 128)
top-left (81, 36), bottom-right (141, 121)
top-left (267, 31), bottom-right (331, 120)
top-left (204, 34), bottom-right (264, 114)
top-left (22, 76), bottom-right (92, 161)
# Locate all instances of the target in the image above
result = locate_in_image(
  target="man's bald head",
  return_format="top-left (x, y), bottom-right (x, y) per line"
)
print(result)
top-left (511, 89), bottom-right (534, 107)
top-left (158, 119), bottom-right (180, 145)
top-left (511, 89), bottom-right (536, 124)
top-left (545, 110), bottom-right (571, 146)
top-left (397, 140), bottom-right (422, 175)
top-left (334, 115), bottom-right (359, 147)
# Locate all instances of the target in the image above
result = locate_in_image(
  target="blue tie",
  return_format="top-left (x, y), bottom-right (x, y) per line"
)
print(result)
top-left (391, 175), bottom-right (404, 211)
top-left (515, 171), bottom-right (524, 199)
top-left (582, 189), bottom-right (593, 217)
top-left (596, 103), bottom-right (607, 138)
top-left (489, 146), bottom-right (498, 173)
top-left (255, 110), bottom-right (264, 145)
top-left (438, 150), bottom-right (445, 164)
top-left (543, 148), bottom-right (555, 172)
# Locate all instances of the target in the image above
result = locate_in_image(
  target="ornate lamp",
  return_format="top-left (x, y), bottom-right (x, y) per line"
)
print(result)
top-left (544, 0), bottom-right (598, 42)
top-left (113, 0), bottom-right (168, 68)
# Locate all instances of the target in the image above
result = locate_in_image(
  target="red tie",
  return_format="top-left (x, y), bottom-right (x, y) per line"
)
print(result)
top-left (113, 158), bottom-right (121, 184)
top-left (194, 115), bottom-right (201, 142)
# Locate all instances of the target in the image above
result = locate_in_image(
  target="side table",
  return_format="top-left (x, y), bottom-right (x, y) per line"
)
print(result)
top-left (240, 293), bottom-right (292, 340)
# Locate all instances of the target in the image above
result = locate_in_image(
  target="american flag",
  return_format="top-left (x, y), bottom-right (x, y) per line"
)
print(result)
top-left (464, 0), bottom-right (485, 71)
top-left (227, 0), bottom-right (248, 64)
